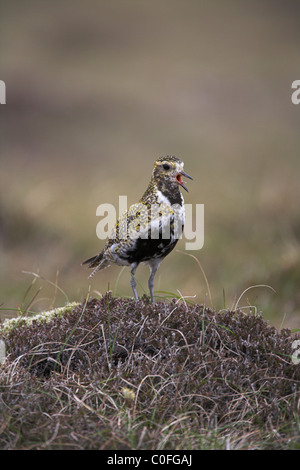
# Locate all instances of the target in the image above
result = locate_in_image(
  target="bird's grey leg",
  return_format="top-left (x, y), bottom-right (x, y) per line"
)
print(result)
top-left (130, 262), bottom-right (138, 301)
top-left (148, 260), bottom-right (161, 304)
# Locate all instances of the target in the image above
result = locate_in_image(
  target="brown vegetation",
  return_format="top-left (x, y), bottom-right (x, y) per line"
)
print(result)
top-left (1, 294), bottom-right (300, 449)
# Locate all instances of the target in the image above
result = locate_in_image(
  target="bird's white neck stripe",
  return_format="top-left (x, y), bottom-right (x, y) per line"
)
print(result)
top-left (156, 188), bottom-right (184, 206)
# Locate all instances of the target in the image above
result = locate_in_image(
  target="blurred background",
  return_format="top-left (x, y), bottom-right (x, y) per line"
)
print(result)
top-left (1, 0), bottom-right (300, 328)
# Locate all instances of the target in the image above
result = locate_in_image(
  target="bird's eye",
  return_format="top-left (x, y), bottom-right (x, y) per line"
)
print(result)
top-left (162, 163), bottom-right (171, 170)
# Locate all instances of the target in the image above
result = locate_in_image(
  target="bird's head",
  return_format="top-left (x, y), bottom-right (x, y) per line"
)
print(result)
top-left (152, 156), bottom-right (193, 192)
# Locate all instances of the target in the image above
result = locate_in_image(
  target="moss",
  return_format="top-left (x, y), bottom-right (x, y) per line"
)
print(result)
top-left (0, 302), bottom-right (80, 336)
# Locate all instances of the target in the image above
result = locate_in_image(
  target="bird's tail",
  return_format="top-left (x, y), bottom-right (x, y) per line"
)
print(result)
top-left (81, 251), bottom-right (111, 278)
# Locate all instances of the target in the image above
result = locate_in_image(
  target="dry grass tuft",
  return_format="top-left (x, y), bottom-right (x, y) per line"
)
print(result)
top-left (1, 294), bottom-right (300, 450)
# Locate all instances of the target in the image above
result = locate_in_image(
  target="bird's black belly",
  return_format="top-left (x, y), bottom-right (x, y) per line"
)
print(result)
top-left (121, 236), bottom-right (179, 264)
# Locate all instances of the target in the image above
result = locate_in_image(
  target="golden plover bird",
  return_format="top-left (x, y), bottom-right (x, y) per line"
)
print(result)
top-left (82, 156), bottom-right (192, 303)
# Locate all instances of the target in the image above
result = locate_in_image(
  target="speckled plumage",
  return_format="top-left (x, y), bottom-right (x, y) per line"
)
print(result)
top-left (82, 156), bottom-right (192, 303)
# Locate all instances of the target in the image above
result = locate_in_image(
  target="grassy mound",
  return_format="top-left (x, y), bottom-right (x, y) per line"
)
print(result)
top-left (1, 293), bottom-right (300, 450)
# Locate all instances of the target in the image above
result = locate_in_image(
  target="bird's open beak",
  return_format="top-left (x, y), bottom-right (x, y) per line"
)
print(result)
top-left (176, 170), bottom-right (193, 192)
